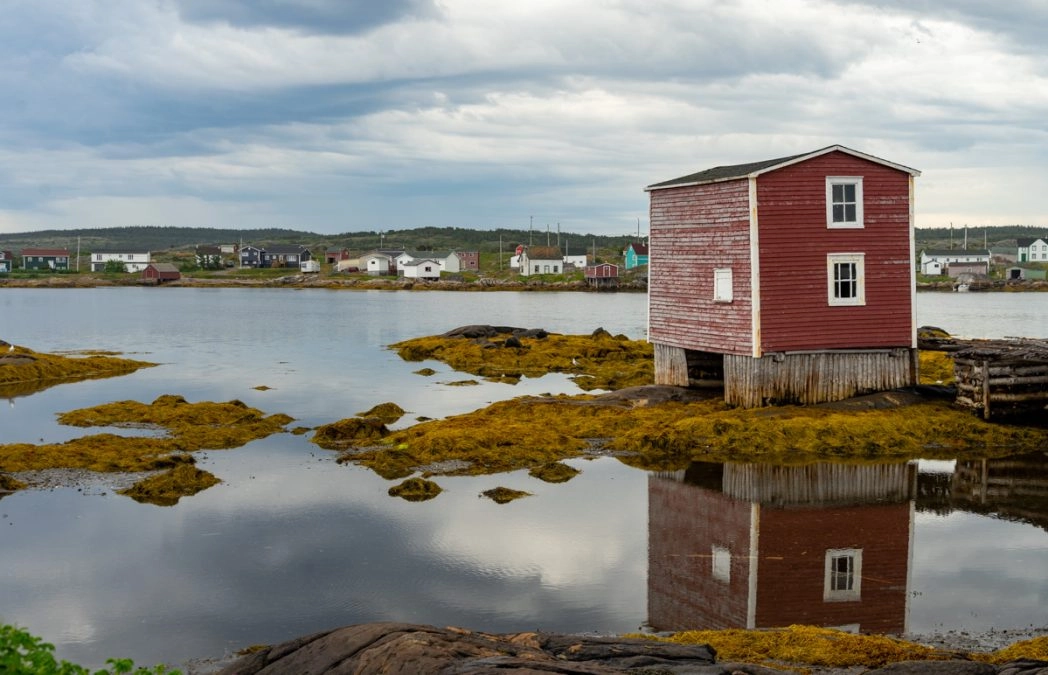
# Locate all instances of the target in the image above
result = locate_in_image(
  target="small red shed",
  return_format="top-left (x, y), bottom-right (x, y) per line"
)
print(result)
top-left (645, 145), bottom-right (921, 407)
top-left (585, 262), bottom-right (620, 289)
top-left (142, 262), bottom-right (181, 284)
top-left (585, 262), bottom-right (619, 279)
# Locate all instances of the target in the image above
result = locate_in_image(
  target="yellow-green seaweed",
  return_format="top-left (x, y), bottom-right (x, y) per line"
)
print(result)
top-left (0, 395), bottom-right (293, 479)
top-left (392, 330), bottom-right (653, 391)
top-left (312, 417), bottom-right (389, 450)
top-left (0, 346), bottom-right (155, 396)
top-left (358, 402), bottom-right (407, 424)
top-left (528, 462), bottom-right (581, 483)
top-left (388, 477), bottom-right (443, 501)
top-left (119, 463), bottom-right (221, 506)
top-left (481, 487), bottom-right (532, 504)
top-left (333, 390), bottom-right (1048, 481)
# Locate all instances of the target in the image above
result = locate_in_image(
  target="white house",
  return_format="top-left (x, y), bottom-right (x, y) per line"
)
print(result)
top-left (400, 258), bottom-right (442, 280)
top-left (562, 253), bottom-right (587, 269)
top-left (919, 249), bottom-right (991, 277)
top-left (91, 249), bottom-right (151, 272)
top-left (1017, 237), bottom-right (1048, 263)
top-left (396, 251), bottom-right (462, 274)
top-left (361, 252), bottom-right (393, 275)
top-left (519, 246), bottom-right (563, 277)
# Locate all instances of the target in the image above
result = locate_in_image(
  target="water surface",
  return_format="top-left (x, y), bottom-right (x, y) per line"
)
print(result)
top-left (0, 288), bottom-right (1044, 669)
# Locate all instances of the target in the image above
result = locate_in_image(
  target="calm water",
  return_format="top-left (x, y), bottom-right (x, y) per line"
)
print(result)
top-left (0, 288), bottom-right (1045, 670)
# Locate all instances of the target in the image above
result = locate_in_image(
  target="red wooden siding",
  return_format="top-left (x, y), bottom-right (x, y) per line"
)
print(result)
top-left (649, 179), bottom-right (754, 356)
top-left (756, 504), bottom-right (910, 634)
top-left (647, 473), bottom-right (753, 631)
top-left (756, 153), bottom-right (913, 352)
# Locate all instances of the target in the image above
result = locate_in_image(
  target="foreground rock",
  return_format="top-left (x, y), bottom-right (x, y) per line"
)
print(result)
top-left (214, 623), bottom-right (1048, 675)
top-left (217, 623), bottom-right (729, 674)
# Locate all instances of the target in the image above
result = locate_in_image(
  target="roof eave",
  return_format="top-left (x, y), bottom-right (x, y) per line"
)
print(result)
top-left (645, 144), bottom-right (921, 192)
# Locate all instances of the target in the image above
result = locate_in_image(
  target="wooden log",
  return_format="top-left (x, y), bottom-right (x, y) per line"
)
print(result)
top-left (988, 391), bottom-right (1048, 403)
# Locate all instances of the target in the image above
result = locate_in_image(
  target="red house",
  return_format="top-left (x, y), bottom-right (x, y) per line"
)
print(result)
top-left (645, 145), bottom-right (921, 407)
top-left (648, 462), bottom-right (915, 635)
top-left (141, 262), bottom-right (181, 284)
top-left (585, 262), bottom-right (620, 289)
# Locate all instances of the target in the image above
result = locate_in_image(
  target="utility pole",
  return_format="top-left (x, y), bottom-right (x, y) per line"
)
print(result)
top-left (529, 216), bottom-right (533, 246)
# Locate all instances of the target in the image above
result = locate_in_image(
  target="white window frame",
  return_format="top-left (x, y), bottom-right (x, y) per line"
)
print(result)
top-left (713, 268), bottom-right (733, 303)
top-left (826, 176), bottom-right (864, 229)
top-left (824, 548), bottom-right (862, 601)
top-left (827, 253), bottom-right (866, 306)
top-left (711, 545), bottom-right (731, 583)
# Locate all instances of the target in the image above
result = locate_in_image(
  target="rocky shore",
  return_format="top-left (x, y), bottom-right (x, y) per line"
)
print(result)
top-left (0, 272), bottom-right (648, 292)
top-left (4, 272), bottom-right (1047, 293)
top-left (201, 622), bottom-right (1048, 675)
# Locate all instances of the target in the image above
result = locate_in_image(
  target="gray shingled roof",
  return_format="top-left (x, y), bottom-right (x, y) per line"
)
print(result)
top-left (646, 152), bottom-right (808, 189)
top-left (646, 145), bottom-right (920, 191)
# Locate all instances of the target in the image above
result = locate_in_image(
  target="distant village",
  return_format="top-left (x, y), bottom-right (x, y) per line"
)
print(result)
top-left (2, 146), bottom-right (1046, 418)
top-left (1, 235), bottom-right (1045, 289)
top-left (0, 240), bottom-right (653, 289)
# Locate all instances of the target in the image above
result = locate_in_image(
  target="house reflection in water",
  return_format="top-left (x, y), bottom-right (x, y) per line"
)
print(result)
top-left (648, 462), bottom-right (917, 635)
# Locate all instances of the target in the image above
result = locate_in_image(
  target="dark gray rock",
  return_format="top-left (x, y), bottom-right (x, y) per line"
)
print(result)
top-left (864, 660), bottom-right (996, 675)
top-left (215, 622), bottom-right (725, 675)
top-left (997, 660), bottom-right (1048, 675)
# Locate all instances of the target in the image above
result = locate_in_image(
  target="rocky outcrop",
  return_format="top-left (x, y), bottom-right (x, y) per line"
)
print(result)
top-left (214, 623), bottom-right (1048, 675)
top-left (217, 622), bottom-right (731, 674)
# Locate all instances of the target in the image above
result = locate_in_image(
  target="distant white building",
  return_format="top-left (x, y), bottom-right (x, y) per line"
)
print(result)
top-left (563, 253), bottom-right (588, 269)
top-left (400, 258), bottom-right (442, 280)
top-left (91, 250), bottom-right (151, 273)
top-left (919, 249), bottom-right (990, 276)
top-left (519, 246), bottom-right (563, 277)
top-left (395, 251), bottom-right (462, 274)
top-left (1017, 237), bottom-right (1048, 263)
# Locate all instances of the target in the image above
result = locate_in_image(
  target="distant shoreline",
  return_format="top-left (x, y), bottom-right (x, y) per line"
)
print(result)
top-left (0, 273), bottom-right (648, 292)
top-left (1, 274), bottom-right (1045, 292)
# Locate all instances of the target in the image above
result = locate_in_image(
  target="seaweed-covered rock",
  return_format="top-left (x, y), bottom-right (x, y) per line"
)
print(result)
top-left (388, 477), bottom-right (442, 501)
top-left (312, 417), bottom-right (389, 449)
top-left (480, 487), bottom-right (531, 504)
top-left (357, 402), bottom-right (406, 424)
top-left (529, 462), bottom-right (580, 483)
top-left (0, 472), bottom-right (26, 493)
top-left (119, 463), bottom-right (220, 506)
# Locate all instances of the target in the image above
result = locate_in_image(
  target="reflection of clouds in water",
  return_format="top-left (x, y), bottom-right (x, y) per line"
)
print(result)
top-left (910, 511), bottom-right (1048, 633)
top-left (0, 447), bottom-right (648, 670)
top-left (426, 460), bottom-right (646, 589)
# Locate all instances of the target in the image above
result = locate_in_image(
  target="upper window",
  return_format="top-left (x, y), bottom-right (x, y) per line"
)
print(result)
top-left (826, 177), bottom-right (864, 228)
top-left (824, 548), bottom-right (862, 601)
top-left (827, 253), bottom-right (866, 306)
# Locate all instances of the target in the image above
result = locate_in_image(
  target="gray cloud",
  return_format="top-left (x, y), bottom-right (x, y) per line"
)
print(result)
top-left (173, 0), bottom-right (442, 35)
top-left (0, 0), bottom-right (1045, 234)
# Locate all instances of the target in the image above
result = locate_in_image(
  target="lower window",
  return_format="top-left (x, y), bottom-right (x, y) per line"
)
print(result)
top-left (827, 253), bottom-right (866, 306)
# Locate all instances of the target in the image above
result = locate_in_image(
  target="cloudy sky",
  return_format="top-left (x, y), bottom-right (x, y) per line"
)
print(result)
top-left (1, 0), bottom-right (1045, 236)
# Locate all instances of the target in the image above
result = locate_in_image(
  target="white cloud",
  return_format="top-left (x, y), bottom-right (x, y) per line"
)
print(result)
top-left (0, 0), bottom-right (1045, 234)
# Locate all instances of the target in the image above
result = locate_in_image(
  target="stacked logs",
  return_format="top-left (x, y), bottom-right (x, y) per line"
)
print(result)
top-left (951, 338), bottom-right (1048, 420)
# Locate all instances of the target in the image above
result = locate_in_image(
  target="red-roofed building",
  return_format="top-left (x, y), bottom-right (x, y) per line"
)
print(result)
top-left (21, 248), bottom-right (71, 271)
